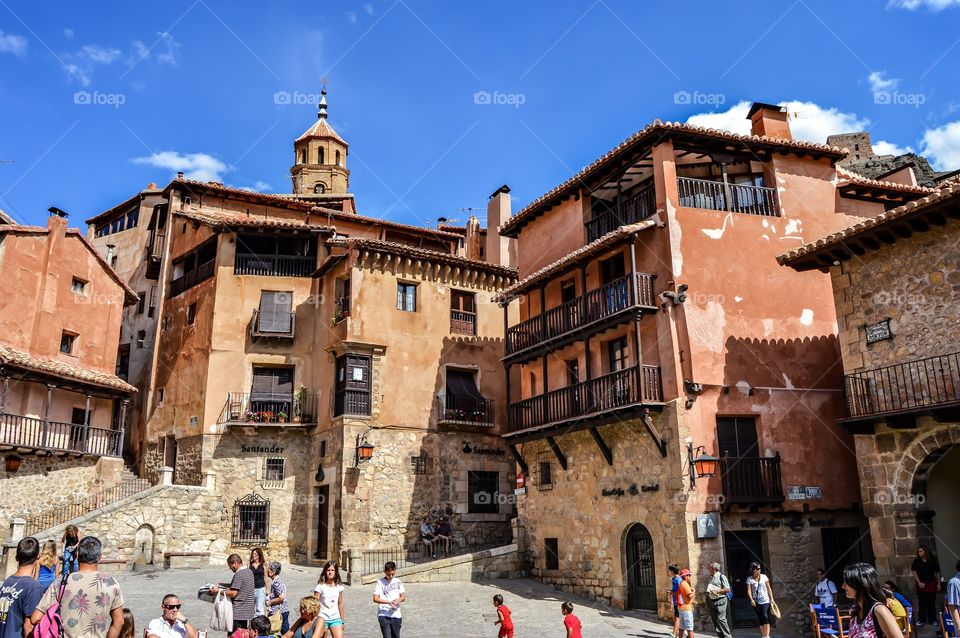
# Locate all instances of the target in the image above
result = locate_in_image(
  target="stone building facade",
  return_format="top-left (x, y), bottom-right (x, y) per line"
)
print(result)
top-left (780, 182), bottom-right (960, 590)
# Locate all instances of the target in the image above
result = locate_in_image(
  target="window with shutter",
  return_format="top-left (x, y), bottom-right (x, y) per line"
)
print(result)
top-left (250, 367), bottom-right (294, 418)
top-left (333, 355), bottom-right (371, 416)
top-left (258, 291), bottom-right (293, 333)
top-left (716, 417), bottom-right (759, 458)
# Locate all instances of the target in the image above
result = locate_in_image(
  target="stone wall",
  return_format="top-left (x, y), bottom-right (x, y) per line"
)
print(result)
top-left (174, 435), bottom-right (203, 485)
top-left (142, 441), bottom-right (163, 484)
top-left (358, 543), bottom-right (521, 585)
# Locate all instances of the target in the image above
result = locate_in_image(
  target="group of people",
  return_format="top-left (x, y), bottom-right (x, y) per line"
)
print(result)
top-left (670, 548), bottom-right (960, 638)
top-left (417, 515), bottom-right (452, 558)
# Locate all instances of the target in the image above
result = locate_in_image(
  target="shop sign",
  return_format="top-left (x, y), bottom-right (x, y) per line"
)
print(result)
top-left (462, 442), bottom-right (506, 456)
top-left (601, 482), bottom-right (659, 497)
top-left (696, 513), bottom-right (719, 539)
top-left (787, 485), bottom-right (823, 500)
top-left (865, 319), bottom-right (892, 344)
top-left (241, 444), bottom-right (285, 454)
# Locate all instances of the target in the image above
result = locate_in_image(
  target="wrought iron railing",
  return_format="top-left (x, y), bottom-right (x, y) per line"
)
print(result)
top-left (585, 184), bottom-right (656, 243)
top-left (334, 389), bottom-right (371, 417)
top-left (0, 413), bottom-right (122, 457)
top-left (844, 352), bottom-right (960, 419)
top-left (361, 531), bottom-right (509, 575)
top-left (450, 310), bottom-right (477, 336)
top-left (169, 259), bottom-right (215, 297)
top-left (507, 365), bottom-right (662, 432)
top-left (234, 253), bottom-right (315, 277)
top-left (435, 394), bottom-right (494, 426)
top-left (677, 177), bottom-right (779, 217)
top-left (217, 392), bottom-right (320, 424)
top-left (505, 273), bottom-right (656, 356)
top-left (719, 455), bottom-right (784, 504)
top-left (250, 309), bottom-right (296, 338)
top-left (24, 477), bottom-right (153, 536)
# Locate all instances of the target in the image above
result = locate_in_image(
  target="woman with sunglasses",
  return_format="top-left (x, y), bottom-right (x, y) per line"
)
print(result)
top-left (746, 562), bottom-right (775, 638)
top-left (842, 563), bottom-right (903, 638)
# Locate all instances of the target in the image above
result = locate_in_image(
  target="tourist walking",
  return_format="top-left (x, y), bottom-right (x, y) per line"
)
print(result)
top-left (814, 569), bottom-right (839, 607)
top-left (313, 561), bottom-right (344, 638)
top-left (669, 564), bottom-right (682, 638)
top-left (0, 537), bottom-right (45, 638)
top-left (250, 548), bottom-right (267, 617)
top-left (678, 568), bottom-right (696, 638)
top-left (841, 563), bottom-right (903, 638)
top-left (266, 561), bottom-right (290, 634)
top-left (31, 536), bottom-right (125, 638)
top-left (561, 602), bottom-right (582, 638)
top-left (373, 561), bottom-right (406, 638)
top-left (946, 560), bottom-right (960, 635)
top-left (146, 594), bottom-right (198, 638)
top-left (746, 562), bottom-right (774, 638)
top-left (209, 554), bottom-right (256, 631)
top-left (33, 540), bottom-right (59, 593)
top-left (910, 545), bottom-right (940, 626)
top-left (493, 594), bottom-right (514, 638)
top-left (706, 562), bottom-right (732, 638)
top-left (62, 525), bottom-right (81, 575)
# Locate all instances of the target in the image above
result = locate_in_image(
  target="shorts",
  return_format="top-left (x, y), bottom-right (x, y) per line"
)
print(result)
top-left (498, 628), bottom-right (514, 638)
top-left (679, 610), bottom-right (694, 631)
top-left (325, 618), bottom-right (344, 629)
top-left (754, 602), bottom-right (771, 625)
top-left (674, 604), bottom-right (680, 618)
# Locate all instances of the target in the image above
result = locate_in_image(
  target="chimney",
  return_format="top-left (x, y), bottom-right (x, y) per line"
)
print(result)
top-left (485, 184), bottom-right (516, 268)
top-left (464, 215), bottom-right (483, 260)
top-left (46, 208), bottom-right (68, 236)
top-left (147, 182), bottom-right (157, 190)
top-left (176, 171), bottom-right (184, 180)
top-left (747, 102), bottom-right (792, 140)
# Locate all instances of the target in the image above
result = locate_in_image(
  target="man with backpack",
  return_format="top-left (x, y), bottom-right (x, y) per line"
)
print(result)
top-left (706, 561), bottom-right (733, 638)
top-left (0, 537), bottom-right (45, 638)
top-left (31, 536), bottom-right (124, 638)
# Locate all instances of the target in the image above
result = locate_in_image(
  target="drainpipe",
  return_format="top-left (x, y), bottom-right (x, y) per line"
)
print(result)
top-left (83, 393), bottom-right (91, 453)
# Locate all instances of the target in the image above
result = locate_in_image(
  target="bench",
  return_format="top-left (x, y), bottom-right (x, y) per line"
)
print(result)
top-left (97, 559), bottom-right (127, 574)
top-left (164, 552), bottom-right (210, 570)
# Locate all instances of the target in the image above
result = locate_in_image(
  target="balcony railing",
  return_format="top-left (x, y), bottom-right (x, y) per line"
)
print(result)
top-left (334, 296), bottom-right (350, 323)
top-left (235, 253), bottom-right (315, 277)
top-left (505, 273), bottom-right (656, 358)
top-left (507, 365), bottom-right (662, 433)
top-left (217, 392), bottom-right (320, 425)
top-left (250, 309), bottom-right (295, 339)
top-left (719, 455), bottom-right (785, 505)
top-left (334, 389), bottom-right (371, 417)
top-left (169, 259), bottom-right (215, 297)
top-left (150, 234), bottom-right (165, 259)
top-left (450, 310), bottom-right (477, 336)
top-left (436, 394), bottom-right (494, 427)
top-left (677, 177), bottom-right (779, 217)
top-left (585, 184), bottom-right (656, 243)
top-left (0, 413), bottom-right (122, 457)
top-left (844, 352), bottom-right (960, 420)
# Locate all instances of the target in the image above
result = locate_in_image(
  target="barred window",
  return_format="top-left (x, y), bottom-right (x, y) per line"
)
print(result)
top-left (232, 494), bottom-right (269, 545)
top-left (263, 458), bottom-right (285, 488)
top-left (410, 454), bottom-right (430, 475)
top-left (537, 452), bottom-right (553, 491)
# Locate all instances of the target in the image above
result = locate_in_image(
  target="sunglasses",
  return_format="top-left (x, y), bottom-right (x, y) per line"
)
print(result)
top-left (164, 605), bottom-right (182, 610)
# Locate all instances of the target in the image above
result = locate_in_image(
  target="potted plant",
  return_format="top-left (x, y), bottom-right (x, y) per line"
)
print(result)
top-left (293, 386), bottom-right (306, 423)
top-left (245, 410), bottom-right (258, 423)
top-left (260, 411), bottom-right (275, 422)
top-left (277, 410), bottom-right (288, 423)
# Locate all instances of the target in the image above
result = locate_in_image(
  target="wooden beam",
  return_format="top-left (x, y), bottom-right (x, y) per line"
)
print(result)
top-left (860, 237), bottom-right (881, 250)
top-left (876, 230), bottom-right (897, 245)
top-left (892, 225), bottom-right (913, 239)
top-left (928, 212), bottom-right (948, 226)
top-left (508, 444), bottom-right (529, 475)
top-left (907, 218), bottom-right (930, 233)
top-left (589, 427), bottom-right (613, 466)
top-left (641, 409), bottom-right (668, 458)
top-left (546, 436), bottom-right (568, 470)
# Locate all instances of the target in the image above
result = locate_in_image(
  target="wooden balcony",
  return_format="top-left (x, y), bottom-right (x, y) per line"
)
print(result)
top-left (450, 310), bottom-right (477, 336)
top-left (435, 394), bottom-right (495, 428)
top-left (0, 412), bottom-right (122, 457)
top-left (719, 455), bottom-right (785, 506)
top-left (843, 352), bottom-right (960, 427)
top-left (250, 309), bottom-right (295, 340)
top-left (146, 234), bottom-right (164, 280)
top-left (677, 177), bottom-right (779, 217)
top-left (506, 365), bottom-right (662, 440)
top-left (218, 391), bottom-right (320, 426)
top-left (169, 259), bottom-right (215, 297)
top-left (234, 253), bottom-right (315, 277)
top-left (585, 184), bottom-right (656, 243)
top-left (505, 273), bottom-right (656, 363)
top-left (334, 389), bottom-right (371, 417)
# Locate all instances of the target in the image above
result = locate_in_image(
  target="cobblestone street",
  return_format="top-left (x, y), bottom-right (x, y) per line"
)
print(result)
top-left (116, 567), bottom-right (673, 638)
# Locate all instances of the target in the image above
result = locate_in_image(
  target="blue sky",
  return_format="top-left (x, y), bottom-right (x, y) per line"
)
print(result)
top-left (2, 0), bottom-right (959, 229)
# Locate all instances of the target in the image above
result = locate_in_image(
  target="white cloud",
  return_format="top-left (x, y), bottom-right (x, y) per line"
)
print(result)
top-left (347, 11), bottom-right (358, 23)
top-left (235, 181), bottom-right (272, 192)
top-left (131, 40), bottom-right (150, 62)
top-left (889, 0), bottom-right (960, 10)
top-left (0, 31), bottom-right (28, 57)
top-left (868, 71), bottom-right (899, 102)
top-left (364, 3), bottom-right (375, 14)
top-left (155, 32), bottom-right (180, 65)
top-left (63, 28), bottom-right (74, 39)
top-left (81, 44), bottom-right (122, 64)
top-left (63, 44), bottom-right (123, 85)
top-left (687, 100), bottom-right (872, 144)
top-left (920, 121), bottom-right (960, 170)
top-left (872, 140), bottom-right (914, 156)
top-left (132, 151), bottom-right (230, 182)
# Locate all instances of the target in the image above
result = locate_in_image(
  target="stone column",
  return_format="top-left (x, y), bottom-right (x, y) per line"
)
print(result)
top-left (203, 470), bottom-right (217, 491)
top-left (348, 548), bottom-right (362, 585)
top-left (160, 466), bottom-right (174, 486)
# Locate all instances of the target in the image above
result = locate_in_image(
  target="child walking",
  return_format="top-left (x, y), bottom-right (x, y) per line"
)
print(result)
top-left (561, 601), bottom-right (582, 638)
top-left (493, 595), bottom-right (514, 638)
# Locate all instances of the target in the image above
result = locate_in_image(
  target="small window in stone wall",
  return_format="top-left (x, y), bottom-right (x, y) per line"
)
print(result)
top-left (537, 452), bottom-right (553, 491)
top-left (263, 458), bottom-right (285, 488)
top-left (468, 470), bottom-right (499, 514)
top-left (233, 493), bottom-right (269, 545)
top-left (545, 537), bottom-right (560, 570)
top-left (410, 454), bottom-right (431, 475)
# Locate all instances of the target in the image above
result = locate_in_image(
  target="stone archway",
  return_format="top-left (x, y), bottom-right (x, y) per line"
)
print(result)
top-left (134, 524), bottom-right (156, 568)
top-left (624, 523), bottom-right (657, 611)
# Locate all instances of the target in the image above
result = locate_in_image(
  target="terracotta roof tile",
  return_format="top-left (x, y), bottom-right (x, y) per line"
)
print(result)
top-left (0, 344), bottom-right (137, 393)
top-left (296, 117), bottom-right (347, 145)
top-left (327, 236), bottom-right (518, 279)
top-left (175, 208), bottom-right (334, 232)
top-left (836, 166), bottom-right (935, 195)
top-left (501, 120), bottom-right (846, 236)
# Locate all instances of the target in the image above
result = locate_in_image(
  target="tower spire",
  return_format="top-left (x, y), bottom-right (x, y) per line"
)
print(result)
top-left (318, 85), bottom-right (328, 120)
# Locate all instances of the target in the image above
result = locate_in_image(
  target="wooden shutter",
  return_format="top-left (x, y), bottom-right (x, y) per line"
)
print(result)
top-left (251, 367), bottom-right (294, 400)
top-left (716, 417), bottom-right (759, 458)
top-left (451, 290), bottom-right (475, 313)
top-left (259, 291), bottom-right (293, 333)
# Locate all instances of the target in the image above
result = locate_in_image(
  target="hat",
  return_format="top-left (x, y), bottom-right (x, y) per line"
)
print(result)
top-left (680, 568), bottom-right (692, 577)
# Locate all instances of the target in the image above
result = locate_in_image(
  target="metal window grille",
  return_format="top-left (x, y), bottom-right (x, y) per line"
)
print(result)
top-left (410, 454), bottom-right (430, 475)
top-left (263, 458), bottom-right (285, 488)
top-left (545, 537), bottom-right (560, 570)
top-left (537, 453), bottom-right (553, 490)
top-left (232, 493), bottom-right (269, 545)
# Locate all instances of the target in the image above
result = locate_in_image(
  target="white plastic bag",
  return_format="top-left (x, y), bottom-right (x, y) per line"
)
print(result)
top-left (210, 590), bottom-right (233, 632)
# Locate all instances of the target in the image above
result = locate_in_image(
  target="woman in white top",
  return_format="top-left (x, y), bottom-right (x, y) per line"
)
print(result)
top-left (313, 561), bottom-right (345, 638)
top-left (746, 562), bottom-right (776, 638)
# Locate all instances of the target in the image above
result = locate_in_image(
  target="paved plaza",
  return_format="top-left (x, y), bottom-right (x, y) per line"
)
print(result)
top-left (115, 566), bottom-right (673, 638)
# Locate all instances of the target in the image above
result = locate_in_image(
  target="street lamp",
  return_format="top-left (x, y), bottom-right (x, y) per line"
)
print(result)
top-left (355, 428), bottom-right (375, 466)
top-left (687, 442), bottom-right (718, 489)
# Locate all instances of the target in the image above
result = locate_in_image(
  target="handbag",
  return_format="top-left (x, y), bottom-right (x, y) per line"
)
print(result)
top-left (210, 590), bottom-right (234, 632)
top-left (33, 571), bottom-right (70, 638)
top-left (770, 601), bottom-right (782, 619)
top-left (268, 611), bottom-right (282, 634)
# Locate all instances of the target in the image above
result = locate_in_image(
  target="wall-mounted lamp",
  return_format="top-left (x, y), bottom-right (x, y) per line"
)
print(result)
top-left (686, 442), bottom-right (718, 490)
top-left (5, 456), bottom-right (22, 474)
top-left (355, 428), bottom-right (375, 466)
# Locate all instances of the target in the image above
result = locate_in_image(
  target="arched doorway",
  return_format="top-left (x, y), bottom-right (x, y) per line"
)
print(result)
top-left (625, 523), bottom-right (656, 610)
top-left (134, 524), bottom-right (155, 567)
top-left (919, 444), bottom-right (960, 568)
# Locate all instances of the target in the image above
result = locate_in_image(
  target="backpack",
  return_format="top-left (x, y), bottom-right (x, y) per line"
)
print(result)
top-left (33, 571), bottom-right (70, 638)
top-left (723, 575), bottom-right (733, 600)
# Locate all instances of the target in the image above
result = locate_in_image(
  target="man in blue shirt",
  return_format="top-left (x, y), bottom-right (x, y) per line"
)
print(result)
top-left (0, 537), bottom-right (45, 638)
top-left (946, 560), bottom-right (960, 635)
